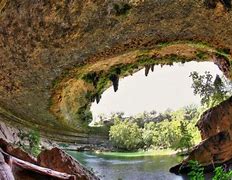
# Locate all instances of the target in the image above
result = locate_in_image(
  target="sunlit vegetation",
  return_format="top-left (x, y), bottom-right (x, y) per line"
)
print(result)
top-left (80, 50), bottom-right (231, 127)
top-left (187, 160), bottom-right (232, 180)
top-left (100, 105), bottom-right (202, 152)
top-left (109, 119), bottom-right (143, 151)
top-left (97, 149), bottom-right (176, 157)
top-left (51, 41), bottom-right (232, 131)
top-left (16, 130), bottom-right (41, 156)
top-left (190, 71), bottom-right (232, 108)
top-left (93, 71), bottom-right (232, 152)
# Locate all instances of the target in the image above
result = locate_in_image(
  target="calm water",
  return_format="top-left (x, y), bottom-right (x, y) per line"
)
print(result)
top-left (67, 151), bottom-right (185, 180)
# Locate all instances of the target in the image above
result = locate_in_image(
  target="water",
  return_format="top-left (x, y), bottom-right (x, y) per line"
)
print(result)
top-left (67, 151), bottom-right (185, 180)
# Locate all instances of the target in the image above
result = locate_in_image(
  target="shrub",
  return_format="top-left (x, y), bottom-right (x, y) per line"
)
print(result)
top-left (187, 160), bottom-right (205, 180)
top-left (28, 130), bottom-right (41, 156)
top-left (17, 130), bottom-right (41, 156)
top-left (188, 161), bottom-right (232, 180)
top-left (109, 119), bottom-right (143, 151)
top-left (213, 166), bottom-right (232, 180)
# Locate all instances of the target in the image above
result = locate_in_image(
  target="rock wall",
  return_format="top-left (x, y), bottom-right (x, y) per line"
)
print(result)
top-left (171, 96), bottom-right (232, 174)
top-left (197, 96), bottom-right (232, 140)
top-left (1, 0), bottom-right (232, 141)
top-left (0, 121), bottom-right (20, 143)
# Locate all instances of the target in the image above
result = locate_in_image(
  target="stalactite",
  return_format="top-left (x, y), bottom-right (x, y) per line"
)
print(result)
top-left (96, 93), bottom-right (101, 104)
top-left (168, 62), bottom-right (173, 66)
top-left (145, 65), bottom-right (150, 76)
top-left (93, 75), bottom-right (99, 88)
top-left (151, 64), bottom-right (154, 72)
top-left (109, 74), bottom-right (119, 92)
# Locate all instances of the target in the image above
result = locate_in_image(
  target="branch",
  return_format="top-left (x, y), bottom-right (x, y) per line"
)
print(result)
top-left (0, 150), bottom-right (76, 180)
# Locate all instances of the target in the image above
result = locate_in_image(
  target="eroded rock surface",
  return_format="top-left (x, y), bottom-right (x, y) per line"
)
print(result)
top-left (1, 0), bottom-right (232, 140)
top-left (38, 147), bottom-right (99, 180)
top-left (0, 140), bottom-right (96, 179)
top-left (0, 121), bottom-right (20, 143)
top-left (171, 97), bottom-right (232, 174)
top-left (0, 138), bottom-right (37, 164)
top-left (0, 152), bottom-right (14, 180)
top-left (197, 96), bottom-right (232, 140)
top-left (1, 0), bottom-right (232, 176)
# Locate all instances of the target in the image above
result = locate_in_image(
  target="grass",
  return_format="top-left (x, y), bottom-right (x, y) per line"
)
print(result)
top-left (97, 149), bottom-right (176, 157)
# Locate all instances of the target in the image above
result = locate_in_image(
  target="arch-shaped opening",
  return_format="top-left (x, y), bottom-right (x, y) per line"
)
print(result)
top-left (90, 61), bottom-right (225, 123)
top-left (50, 41), bottom-right (232, 135)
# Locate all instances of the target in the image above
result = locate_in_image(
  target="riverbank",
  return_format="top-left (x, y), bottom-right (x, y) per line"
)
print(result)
top-left (67, 150), bottom-right (184, 180)
top-left (93, 149), bottom-right (178, 157)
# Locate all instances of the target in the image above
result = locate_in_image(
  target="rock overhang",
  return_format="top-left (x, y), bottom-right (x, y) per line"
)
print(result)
top-left (1, 0), bottom-right (232, 141)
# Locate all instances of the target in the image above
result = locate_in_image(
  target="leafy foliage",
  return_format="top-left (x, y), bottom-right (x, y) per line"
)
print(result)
top-left (190, 71), bottom-right (232, 108)
top-left (17, 130), bottom-right (41, 156)
top-left (109, 118), bottom-right (143, 151)
top-left (213, 166), bottom-right (232, 180)
top-left (28, 130), bottom-right (41, 156)
top-left (187, 160), bottom-right (205, 180)
top-left (176, 121), bottom-right (193, 153)
top-left (108, 106), bottom-right (201, 152)
top-left (187, 161), bottom-right (232, 180)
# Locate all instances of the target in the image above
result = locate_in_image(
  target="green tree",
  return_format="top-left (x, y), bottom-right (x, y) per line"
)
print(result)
top-left (190, 71), bottom-right (232, 108)
top-left (106, 106), bottom-right (201, 151)
top-left (176, 120), bottom-right (193, 153)
top-left (187, 160), bottom-right (205, 180)
top-left (183, 104), bottom-right (199, 121)
top-left (142, 122), bottom-right (155, 148)
top-left (109, 119), bottom-right (143, 151)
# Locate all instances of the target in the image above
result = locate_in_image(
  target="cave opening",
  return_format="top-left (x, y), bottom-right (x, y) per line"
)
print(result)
top-left (68, 60), bottom-right (232, 180)
top-left (90, 61), bottom-right (226, 124)
top-left (51, 41), bottom-right (232, 135)
top-left (48, 41), bottom-right (232, 179)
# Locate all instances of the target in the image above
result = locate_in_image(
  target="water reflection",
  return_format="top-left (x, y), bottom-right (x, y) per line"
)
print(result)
top-left (68, 151), bottom-right (184, 180)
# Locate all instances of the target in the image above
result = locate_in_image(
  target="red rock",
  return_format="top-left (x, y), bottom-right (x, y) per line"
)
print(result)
top-left (37, 147), bottom-right (99, 180)
top-left (0, 138), bottom-right (37, 164)
top-left (171, 97), bottom-right (232, 174)
top-left (197, 96), bottom-right (232, 140)
top-left (185, 131), bottom-right (232, 165)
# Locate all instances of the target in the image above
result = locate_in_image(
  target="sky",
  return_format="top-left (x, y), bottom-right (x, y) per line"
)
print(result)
top-left (90, 61), bottom-right (223, 120)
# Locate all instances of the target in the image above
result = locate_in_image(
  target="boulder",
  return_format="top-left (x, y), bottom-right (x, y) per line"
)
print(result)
top-left (197, 96), bottom-right (232, 140)
top-left (171, 131), bottom-right (232, 174)
top-left (0, 138), bottom-right (37, 164)
top-left (37, 147), bottom-right (99, 180)
top-left (0, 121), bottom-right (20, 143)
top-left (0, 152), bottom-right (15, 180)
top-left (171, 96), bottom-right (232, 174)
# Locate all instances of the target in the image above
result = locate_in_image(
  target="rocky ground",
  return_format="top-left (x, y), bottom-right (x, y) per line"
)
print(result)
top-left (0, 138), bottom-right (99, 180)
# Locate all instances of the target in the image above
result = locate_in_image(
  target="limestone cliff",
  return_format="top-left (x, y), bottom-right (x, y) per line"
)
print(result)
top-left (170, 96), bottom-right (232, 174)
top-left (1, 0), bottom-right (232, 144)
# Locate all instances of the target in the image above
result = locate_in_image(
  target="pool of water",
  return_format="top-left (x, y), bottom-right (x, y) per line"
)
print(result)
top-left (67, 151), bottom-right (185, 180)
